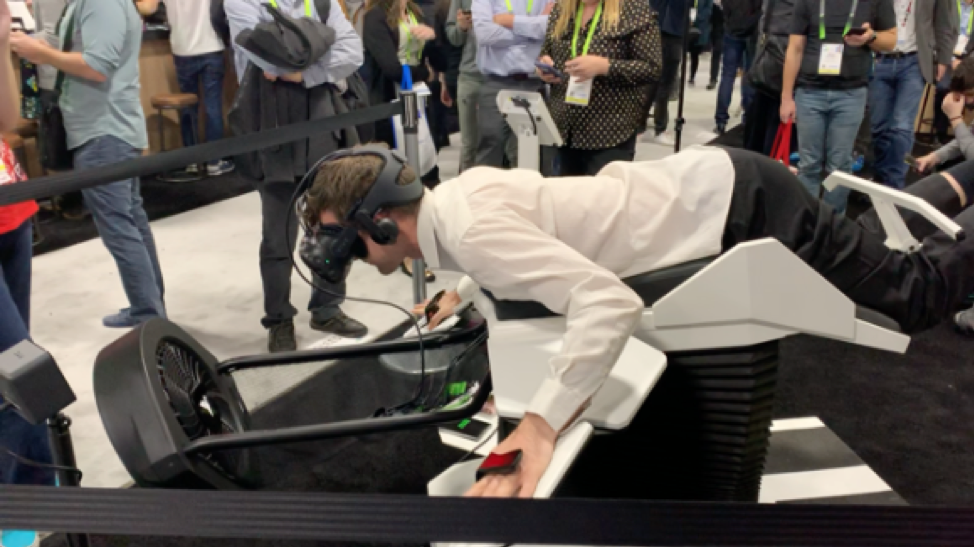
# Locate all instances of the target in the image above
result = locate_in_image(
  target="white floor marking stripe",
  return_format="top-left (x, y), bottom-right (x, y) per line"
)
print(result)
top-left (759, 465), bottom-right (892, 504)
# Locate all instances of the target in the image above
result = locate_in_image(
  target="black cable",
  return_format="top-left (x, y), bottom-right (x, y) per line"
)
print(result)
top-left (0, 445), bottom-right (83, 482)
top-left (512, 96), bottom-right (538, 136)
top-left (283, 163), bottom-right (429, 415)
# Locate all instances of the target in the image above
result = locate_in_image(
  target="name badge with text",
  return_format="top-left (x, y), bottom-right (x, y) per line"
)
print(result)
top-left (565, 76), bottom-right (593, 106)
top-left (957, 35), bottom-right (970, 56)
top-left (819, 43), bottom-right (844, 75)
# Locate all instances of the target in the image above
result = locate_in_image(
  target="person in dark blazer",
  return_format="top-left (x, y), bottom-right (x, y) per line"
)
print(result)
top-left (362, 0), bottom-right (437, 145)
top-left (362, 0), bottom-right (441, 280)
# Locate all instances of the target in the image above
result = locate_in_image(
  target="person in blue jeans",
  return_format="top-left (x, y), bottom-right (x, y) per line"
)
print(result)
top-left (136, 0), bottom-right (235, 176)
top-left (780, 0), bottom-right (897, 213)
top-left (869, 0), bottom-right (957, 190)
top-left (714, 0), bottom-right (761, 134)
top-left (11, 0), bottom-right (166, 328)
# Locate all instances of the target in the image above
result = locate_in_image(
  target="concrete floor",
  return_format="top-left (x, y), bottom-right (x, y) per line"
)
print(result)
top-left (28, 58), bottom-right (742, 489)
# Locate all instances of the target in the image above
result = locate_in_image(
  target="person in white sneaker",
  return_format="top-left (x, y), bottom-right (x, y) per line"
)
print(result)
top-left (137, 0), bottom-right (235, 177)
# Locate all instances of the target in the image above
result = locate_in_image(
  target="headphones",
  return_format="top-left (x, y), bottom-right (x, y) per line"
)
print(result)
top-left (294, 145), bottom-right (424, 285)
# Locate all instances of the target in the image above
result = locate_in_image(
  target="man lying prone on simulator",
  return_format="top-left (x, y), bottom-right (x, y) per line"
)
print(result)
top-left (295, 143), bottom-right (974, 499)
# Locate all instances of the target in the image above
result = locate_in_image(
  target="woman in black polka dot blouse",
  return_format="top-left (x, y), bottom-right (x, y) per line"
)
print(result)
top-left (537, 0), bottom-right (662, 176)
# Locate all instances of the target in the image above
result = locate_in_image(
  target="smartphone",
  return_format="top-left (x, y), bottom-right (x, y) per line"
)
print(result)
top-left (476, 449), bottom-right (523, 480)
top-left (534, 61), bottom-right (565, 79)
top-left (845, 27), bottom-right (869, 36)
top-left (462, 9), bottom-right (472, 14)
top-left (442, 417), bottom-right (491, 441)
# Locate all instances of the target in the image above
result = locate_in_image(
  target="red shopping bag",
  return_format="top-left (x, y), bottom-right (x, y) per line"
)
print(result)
top-left (771, 120), bottom-right (793, 164)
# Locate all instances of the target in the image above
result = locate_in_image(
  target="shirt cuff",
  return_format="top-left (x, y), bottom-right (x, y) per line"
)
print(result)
top-left (526, 377), bottom-right (590, 433)
top-left (456, 275), bottom-right (479, 304)
top-left (81, 51), bottom-right (112, 80)
top-left (511, 16), bottom-right (536, 38)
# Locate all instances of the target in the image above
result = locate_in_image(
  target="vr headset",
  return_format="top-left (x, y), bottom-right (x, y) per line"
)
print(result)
top-left (295, 145), bottom-right (424, 285)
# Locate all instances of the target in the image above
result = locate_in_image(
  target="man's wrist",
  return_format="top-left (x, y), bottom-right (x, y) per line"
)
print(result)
top-left (523, 412), bottom-right (558, 444)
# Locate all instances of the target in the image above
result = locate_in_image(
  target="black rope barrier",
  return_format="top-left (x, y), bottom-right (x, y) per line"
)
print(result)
top-left (2, 484), bottom-right (974, 546)
top-left (0, 102), bottom-right (403, 206)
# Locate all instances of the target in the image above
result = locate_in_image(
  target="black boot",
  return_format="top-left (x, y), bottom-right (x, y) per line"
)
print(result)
top-left (310, 310), bottom-right (368, 338)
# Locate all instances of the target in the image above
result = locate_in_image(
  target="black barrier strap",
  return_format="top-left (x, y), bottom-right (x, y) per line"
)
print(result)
top-left (0, 102), bottom-right (404, 206)
top-left (2, 485), bottom-right (974, 546)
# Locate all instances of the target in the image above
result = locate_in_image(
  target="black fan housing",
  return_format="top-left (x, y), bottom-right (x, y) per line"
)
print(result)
top-left (94, 319), bottom-right (258, 489)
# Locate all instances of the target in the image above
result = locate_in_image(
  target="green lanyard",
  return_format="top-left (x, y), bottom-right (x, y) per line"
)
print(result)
top-left (400, 12), bottom-right (420, 64)
top-left (959, 0), bottom-right (973, 35)
top-left (572, 1), bottom-right (602, 57)
top-left (267, 0), bottom-right (313, 17)
top-left (819, 0), bottom-right (859, 39)
top-left (504, 0), bottom-right (535, 13)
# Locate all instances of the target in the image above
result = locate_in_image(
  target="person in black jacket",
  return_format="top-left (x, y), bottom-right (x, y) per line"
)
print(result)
top-left (362, 0), bottom-right (441, 281)
top-left (648, 0), bottom-right (691, 146)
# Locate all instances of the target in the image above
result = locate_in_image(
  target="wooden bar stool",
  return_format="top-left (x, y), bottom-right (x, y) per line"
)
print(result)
top-left (151, 93), bottom-right (202, 182)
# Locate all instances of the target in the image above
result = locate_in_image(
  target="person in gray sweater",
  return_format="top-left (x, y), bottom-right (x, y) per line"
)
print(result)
top-left (915, 56), bottom-right (974, 336)
top-left (916, 57), bottom-right (974, 174)
top-left (445, 0), bottom-right (482, 172)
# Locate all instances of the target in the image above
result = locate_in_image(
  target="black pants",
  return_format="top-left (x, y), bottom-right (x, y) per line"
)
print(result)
top-left (743, 89), bottom-right (792, 155)
top-left (653, 32), bottom-right (685, 135)
top-left (722, 148), bottom-right (974, 334)
top-left (253, 180), bottom-right (345, 329)
top-left (557, 136), bottom-right (637, 176)
top-left (710, 14), bottom-right (724, 84)
top-left (688, 43), bottom-right (704, 82)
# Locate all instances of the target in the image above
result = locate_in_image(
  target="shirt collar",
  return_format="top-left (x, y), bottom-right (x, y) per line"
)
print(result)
top-left (416, 191), bottom-right (441, 269)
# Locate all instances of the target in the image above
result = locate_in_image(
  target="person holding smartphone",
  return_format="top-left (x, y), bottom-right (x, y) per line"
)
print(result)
top-left (535, 0), bottom-right (661, 175)
top-left (780, 0), bottom-right (896, 213)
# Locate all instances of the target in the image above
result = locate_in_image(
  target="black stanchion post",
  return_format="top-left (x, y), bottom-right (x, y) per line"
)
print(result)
top-left (401, 89), bottom-right (427, 305)
top-left (46, 414), bottom-right (89, 547)
top-left (674, 0), bottom-right (693, 153)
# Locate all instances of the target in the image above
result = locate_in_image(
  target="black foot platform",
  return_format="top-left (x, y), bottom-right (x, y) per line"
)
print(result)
top-left (554, 341), bottom-right (779, 503)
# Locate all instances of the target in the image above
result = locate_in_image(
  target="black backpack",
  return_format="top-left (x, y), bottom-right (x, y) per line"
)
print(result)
top-left (211, 0), bottom-right (334, 47)
top-left (722, 0), bottom-right (762, 37)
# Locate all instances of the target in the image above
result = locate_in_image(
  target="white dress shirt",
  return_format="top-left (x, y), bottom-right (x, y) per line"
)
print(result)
top-left (416, 145), bottom-right (736, 432)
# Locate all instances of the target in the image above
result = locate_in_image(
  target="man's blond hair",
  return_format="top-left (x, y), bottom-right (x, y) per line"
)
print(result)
top-left (302, 146), bottom-right (420, 227)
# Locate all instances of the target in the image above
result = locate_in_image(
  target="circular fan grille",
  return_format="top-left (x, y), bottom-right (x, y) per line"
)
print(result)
top-left (155, 339), bottom-right (248, 481)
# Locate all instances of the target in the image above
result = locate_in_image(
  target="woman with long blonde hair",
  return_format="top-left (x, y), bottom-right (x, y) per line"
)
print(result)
top-left (537, 0), bottom-right (662, 175)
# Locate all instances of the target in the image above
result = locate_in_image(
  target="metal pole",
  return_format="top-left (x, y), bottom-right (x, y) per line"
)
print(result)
top-left (674, 1), bottom-right (693, 153)
top-left (47, 413), bottom-right (90, 547)
top-left (401, 89), bottom-right (427, 305)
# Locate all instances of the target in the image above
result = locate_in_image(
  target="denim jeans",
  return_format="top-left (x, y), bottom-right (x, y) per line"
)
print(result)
top-left (795, 86), bottom-right (868, 213)
top-left (75, 135), bottom-right (166, 322)
top-left (173, 52), bottom-right (226, 163)
top-left (869, 54), bottom-right (925, 189)
top-left (0, 219), bottom-right (53, 486)
top-left (715, 34), bottom-right (755, 127)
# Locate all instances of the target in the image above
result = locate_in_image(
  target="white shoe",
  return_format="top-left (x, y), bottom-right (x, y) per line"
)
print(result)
top-left (654, 133), bottom-right (675, 147)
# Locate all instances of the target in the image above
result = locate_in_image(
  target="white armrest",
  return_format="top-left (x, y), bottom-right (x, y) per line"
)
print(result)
top-left (823, 171), bottom-right (964, 252)
top-left (429, 422), bottom-right (594, 547)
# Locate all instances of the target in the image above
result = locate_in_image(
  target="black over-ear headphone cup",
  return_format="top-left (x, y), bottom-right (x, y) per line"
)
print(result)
top-left (375, 218), bottom-right (399, 245)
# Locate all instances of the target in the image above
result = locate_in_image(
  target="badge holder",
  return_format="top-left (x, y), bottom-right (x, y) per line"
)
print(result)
top-left (497, 90), bottom-right (563, 173)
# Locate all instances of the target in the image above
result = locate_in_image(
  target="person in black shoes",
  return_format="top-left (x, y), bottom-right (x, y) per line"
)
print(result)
top-left (304, 144), bottom-right (974, 500)
top-left (225, 0), bottom-right (369, 352)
